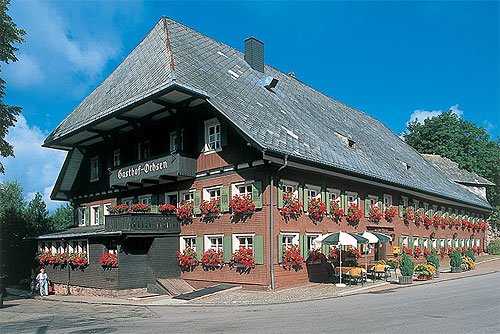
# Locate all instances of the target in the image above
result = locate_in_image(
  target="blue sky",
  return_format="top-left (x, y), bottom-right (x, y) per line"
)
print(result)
top-left (1, 1), bottom-right (499, 209)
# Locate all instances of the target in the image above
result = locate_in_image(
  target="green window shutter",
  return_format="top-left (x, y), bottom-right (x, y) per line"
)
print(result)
top-left (196, 236), bottom-right (204, 259)
top-left (220, 186), bottom-right (229, 213)
top-left (223, 235), bottom-right (232, 262)
top-left (278, 234), bottom-right (283, 263)
top-left (150, 194), bottom-right (159, 213)
top-left (84, 207), bottom-right (90, 226)
top-left (398, 236), bottom-right (403, 247)
top-left (277, 181), bottom-right (284, 209)
top-left (99, 205), bottom-right (105, 224)
top-left (252, 181), bottom-right (263, 209)
top-left (303, 188), bottom-right (309, 212)
top-left (341, 193), bottom-right (347, 211)
top-left (193, 190), bottom-right (201, 215)
top-left (298, 185), bottom-right (304, 211)
top-left (409, 237), bottom-right (414, 249)
top-left (364, 196), bottom-right (371, 218)
top-left (254, 235), bottom-right (264, 264)
top-left (299, 234), bottom-right (306, 258)
top-left (398, 204), bottom-right (404, 218)
top-left (325, 191), bottom-right (331, 214)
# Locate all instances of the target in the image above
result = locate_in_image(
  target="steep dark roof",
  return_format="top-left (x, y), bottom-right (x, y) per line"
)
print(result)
top-left (422, 154), bottom-right (495, 186)
top-left (36, 225), bottom-right (117, 239)
top-left (44, 18), bottom-right (492, 210)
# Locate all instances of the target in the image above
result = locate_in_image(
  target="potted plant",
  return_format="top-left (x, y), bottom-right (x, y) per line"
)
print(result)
top-left (461, 256), bottom-right (475, 271)
top-left (308, 198), bottom-right (327, 223)
top-left (176, 201), bottom-right (193, 223)
top-left (449, 250), bottom-right (462, 273)
top-left (330, 201), bottom-right (344, 223)
top-left (345, 204), bottom-right (362, 226)
top-left (230, 248), bottom-right (255, 273)
top-left (176, 247), bottom-right (198, 272)
top-left (279, 193), bottom-right (302, 221)
top-left (426, 252), bottom-right (440, 277)
top-left (414, 263), bottom-right (435, 281)
top-left (99, 252), bottom-right (118, 269)
top-left (369, 205), bottom-right (384, 224)
top-left (201, 249), bottom-right (224, 270)
top-left (282, 245), bottom-right (304, 271)
top-left (399, 253), bottom-right (414, 284)
top-left (384, 206), bottom-right (398, 222)
top-left (200, 199), bottom-right (221, 222)
top-left (229, 194), bottom-right (256, 218)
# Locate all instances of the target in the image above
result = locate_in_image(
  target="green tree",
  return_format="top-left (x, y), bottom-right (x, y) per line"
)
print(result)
top-left (49, 203), bottom-right (74, 231)
top-left (404, 111), bottom-right (500, 206)
top-left (0, 180), bottom-right (25, 219)
top-left (25, 192), bottom-right (50, 236)
top-left (0, 0), bottom-right (25, 174)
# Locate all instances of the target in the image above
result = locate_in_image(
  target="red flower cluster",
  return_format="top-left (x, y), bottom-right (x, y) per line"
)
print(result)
top-left (402, 246), bottom-right (413, 256)
top-left (346, 248), bottom-right (362, 259)
top-left (431, 214), bottom-right (441, 229)
top-left (369, 205), bottom-right (384, 223)
top-left (415, 210), bottom-right (425, 226)
top-left (308, 198), bottom-right (327, 223)
top-left (159, 203), bottom-right (177, 214)
top-left (129, 203), bottom-right (150, 213)
top-left (282, 245), bottom-right (304, 271)
top-left (109, 204), bottom-right (129, 214)
top-left (423, 247), bottom-right (431, 257)
top-left (68, 253), bottom-right (88, 268)
top-left (279, 193), bottom-right (302, 220)
top-left (423, 214), bottom-right (432, 229)
top-left (201, 249), bottom-right (224, 269)
top-left (384, 206), bottom-right (398, 222)
top-left (413, 246), bottom-right (423, 258)
top-left (307, 249), bottom-right (327, 263)
top-left (328, 247), bottom-right (340, 262)
top-left (346, 204), bottom-right (362, 226)
top-left (230, 248), bottom-right (255, 271)
top-left (403, 207), bottom-right (415, 225)
top-left (330, 202), bottom-right (344, 223)
top-left (229, 195), bottom-right (256, 215)
top-left (200, 199), bottom-right (221, 218)
top-left (38, 252), bottom-right (58, 266)
top-left (176, 202), bottom-right (194, 222)
top-left (99, 252), bottom-right (118, 268)
top-left (176, 247), bottom-right (198, 271)
top-left (472, 245), bottom-right (481, 255)
top-left (479, 220), bottom-right (488, 231)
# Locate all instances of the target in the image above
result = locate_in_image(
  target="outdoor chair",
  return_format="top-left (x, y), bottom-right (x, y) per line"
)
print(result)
top-left (347, 267), bottom-right (366, 286)
top-left (372, 263), bottom-right (388, 281)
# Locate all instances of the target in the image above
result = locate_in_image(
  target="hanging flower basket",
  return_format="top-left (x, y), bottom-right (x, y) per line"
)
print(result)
top-left (279, 193), bottom-right (302, 221)
top-left (229, 195), bottom-right (256, 217)
top-left (200, 199), bottom-right (221, 222)
top-left (308, 198), bottom-right (327, 223)
top-left (159, 203), bottom-right (177, 214)
top-left (201, 249), bottom-right (224, 270)
top-left (431, 214), bottom-right (441, 229)
top-left (330, 201), bottom-right (344, 223)
top-left (176, 201), bottom-right (194, 223)
top-left (230, 248), bottom-right (255, 273)
top-left (369, 205), bottom-right (384, 224)
top-left (282, 245), bottom-right (304, 271)
top-left (129, 203), bottom-right (151, 213)
top-left (346, 204), bottom-right (362, 226)
top-left (176, 247), bottom-right (198, 272)
top-left (99, 252), bottom-right (118, 268)
top-left (109, 204), bottom-right (129, 215)
top-left (403, 207), bottom-right (415, 225)
top-left (384, 206), bottom-right (398, 222)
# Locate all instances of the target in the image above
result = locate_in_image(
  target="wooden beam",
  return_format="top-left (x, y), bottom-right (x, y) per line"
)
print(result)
top-left (141, 179), bottom-right (159, 185)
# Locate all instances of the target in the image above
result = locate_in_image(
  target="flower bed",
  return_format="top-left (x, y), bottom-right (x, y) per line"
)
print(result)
top-left (201, 249), bottom-right (224, 270)
top-left (229, 195), bottom-right (256, 216)
top-left (176, 247), bottom-right (198, 272)
top-left (282, 245), bottom-right (304, 271)
top-left (308, 198), bottom-right (327, 223)
top-left (346, 204), bottom-right (362, 226)
top-left (279, 193), bottom-right (302, 221)
top-left (230, 248), bottom-right (255, 273)
top-left (99, 252), bottom-right (118, 268)
top-left (369, 205), bottom-right (383, 224)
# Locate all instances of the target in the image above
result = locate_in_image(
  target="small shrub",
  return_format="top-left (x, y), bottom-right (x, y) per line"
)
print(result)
top-left (487, 239), bottom-right (500, 255)
top-left (399, 253), bottom-right (414, 276)
top-left (449, 251), bottom-right (463, 269)
top-left (426, 252), bottom-right (440, 271)
top-left (464, 249), bottom-right (475, 262)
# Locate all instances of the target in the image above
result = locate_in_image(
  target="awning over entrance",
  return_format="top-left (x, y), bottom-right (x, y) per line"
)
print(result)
top-left (109, 153), bottom-right (196, 188)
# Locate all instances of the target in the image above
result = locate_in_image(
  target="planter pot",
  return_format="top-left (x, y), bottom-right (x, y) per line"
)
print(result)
top-left (451, 267), bottom-right (462, 273)
top-left (399, 275), bottom-right (413, 285)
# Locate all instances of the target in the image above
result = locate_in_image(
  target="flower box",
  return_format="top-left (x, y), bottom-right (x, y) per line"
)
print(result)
top-left (399, 275), bottom-right (413, 285)
top-left (282, 245), bottom-right (304, 271)
top-left (330, 202), bottom-right (344, 223)
top-left (201, 249), bottom-right (224, 270)
top-left (230, 248), bottom-right (255, 273)
top-left (99, 252), bottom-right (118, 268)
top-left (308, 198), bottom-right (327, 223)
top-left (369, 205), bottom-right (384, 224)
top-left (229, 195), bottom-right (256, 217)
top-left (176, 202), bottom-right (194, 223)
top-left (346, 204), bottom-right (362, 226)
top-left (159, 203), bottom-right (177, 214)
top-left (384, 206), bottom-right (398, 222)
top-left (200, 199), bottom-right (221, 222)
top-left (279, 193), bottom-right (302, 221)
top-left (176, 247), bottom-right (198, 272)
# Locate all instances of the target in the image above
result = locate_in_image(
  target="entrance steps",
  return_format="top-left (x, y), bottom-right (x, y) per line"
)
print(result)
top-left (155, 278), bottom-right (195, 296)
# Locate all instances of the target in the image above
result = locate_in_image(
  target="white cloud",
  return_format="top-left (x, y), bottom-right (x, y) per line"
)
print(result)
top-left (407, 104), bottom-right (463, 125)
top-left (0, 116), bottom-right (66, 211)
top-left (4, 53), bottom-right (44, 87)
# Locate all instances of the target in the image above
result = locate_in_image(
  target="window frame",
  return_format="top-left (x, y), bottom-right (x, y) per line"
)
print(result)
top-left (280, 232), bottom-right (300, 250)
top-left (305, 184), bottom-right (321, 200)
top-left (306, 233), bottom-right (321, 252)
top-left (203, 185), bottom-right (222, 201)
top-left (367, 195), bottom-right (379, 207)
top-left (383, 194), bottom-right (393, 209)
top-left (90, 205), bottom-right (100, 226)
top-left (180, 235), bottom-right (197, 252)
top-left (138, 194), bottom-right (152, 205)
top-left (113, 149), bottom-right (121, 168)
top-left (231, 181), bottom-right (254, 199)
top-left (204, 118), bottom-right (222, 154)
top-left (90, 156), bottom-right (99, 182)
top-left (180, 189), bottom-right (195, 204)
top-left (165, 191), bottom-right (179, 206)
top-left (346, 191), bottom-right (359, 206)
top-left (169, 129), bottom-right (184, 154)
top-left (121, 197), bottom-right (134, 206)
top-left (327, 188), bottom-right (341, 204)
top-left (232, 233), bottom-right (255, 253)
top-left (78, 207), bottom-right (86, 226)
top-left (281, 180), bottom-right (299, 199)
top-left (204, 234), bottom-right (224, 252)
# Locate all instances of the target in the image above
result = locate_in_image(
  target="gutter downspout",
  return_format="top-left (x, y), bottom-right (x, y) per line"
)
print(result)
top-left (267, 151), bottom-right (288, 290)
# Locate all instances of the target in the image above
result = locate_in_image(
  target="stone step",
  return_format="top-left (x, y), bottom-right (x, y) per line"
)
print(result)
top-left (156, 278), bottom-right (194, 296)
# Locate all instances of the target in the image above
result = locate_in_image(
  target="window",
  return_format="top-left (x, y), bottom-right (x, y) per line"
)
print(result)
top-left (402, 196), bottom-right (409, 207)
top-left (306, 185), bottom-right (321, 199)
top-left (306, 234), bottom-right (321, 252)
top-left (138, 141), bottom-right (151, 160)
top-left (78, 207), bottom-right (86, 226)
top-left (233, 234), bottom-right (254, 252)
top-left (106, 240), bottom-right (118, 255)
top-left (113, 149), bottom-right (120, 168)
top-left (383, 194), bottom-right (392, 209)
top-left (169, 130), bottom-right (184, 153)
top-left (104, 204), bottom-right (112, 216)
top-left (281, 180), bottom-right (299, 199)
top-left (401, 236), bottom-right (408, 247)
top-left (90, 156), bottom-right (99, 182)
top-left (281, 233), bottom-right (299, 250)
top-left (347, 192), bottom-right (359, 206)
top-left (205, 235), bottom-right (224, 251)
top-left (91, 205), bottom-right (100, 225)
top-left (138, 195), bottom-right (152, 205)
top-left (165, 192), bottom-right (179, 206)
top-left (180, 236), bottom-right (196, 252)
top-left (77, 240), bottom-right (88, 254)
top-left (180, 190), bottom-right (195, 203)
top-left (328, 189), bottom-right (341, 205)
top-left (413, 199), bottom-right (419, 211)
top-left (121, 197), bottom-right (134, 206)
top-left (423, 202), bottom-right (429, 211)
top-left (203, 186), bottom-right (221, 201)
top-left (367, 195), bottom-right (378, 207)
top-left (204, 118), bottom-right (221, 152)
top-left (432, 239), bottom-right (437, 249)
top-left (232, 182), bottom-right (253, 198)
top-left (413, 237), bottom-right (419, 248)
top-left (476, 239), bottom-right (480, 247)
top-left (432, 205), bottom-right (438, 212)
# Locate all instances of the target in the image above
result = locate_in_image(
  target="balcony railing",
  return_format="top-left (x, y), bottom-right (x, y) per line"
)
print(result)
top-left (105, 213), bottom-right (181, 234)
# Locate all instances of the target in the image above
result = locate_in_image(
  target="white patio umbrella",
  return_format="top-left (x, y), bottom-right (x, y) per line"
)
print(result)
top-left (320, 232), bottom-right (369, 287)
top-left (358, 231), bottom-right (393, 280)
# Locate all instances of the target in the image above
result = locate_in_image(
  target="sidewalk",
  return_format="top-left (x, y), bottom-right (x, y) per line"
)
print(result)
top-left (37, 256), bottom-right (499, 307)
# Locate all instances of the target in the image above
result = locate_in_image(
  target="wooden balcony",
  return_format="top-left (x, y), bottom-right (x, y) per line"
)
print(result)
top-left (104, 213), bottom-right (180, 235)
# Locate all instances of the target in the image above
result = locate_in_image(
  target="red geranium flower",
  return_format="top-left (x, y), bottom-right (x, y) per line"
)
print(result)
top-left (308, 198), bottom-right (327, 223)
top-left (282, 245), bottom-right (304, 271)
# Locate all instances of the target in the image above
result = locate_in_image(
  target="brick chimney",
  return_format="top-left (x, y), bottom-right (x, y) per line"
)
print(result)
top-left (244, 37), bottom-right (264, 72)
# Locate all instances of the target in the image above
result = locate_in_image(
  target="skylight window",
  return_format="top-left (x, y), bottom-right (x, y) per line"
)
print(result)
top-left (335, 131), bottom-right (355, 148)
top-left (228, 69), bottom-right (239, 79)
top-left (282, 127), bottom-right (299, 140)
top-left (217, 51), bottom-right (228, 58)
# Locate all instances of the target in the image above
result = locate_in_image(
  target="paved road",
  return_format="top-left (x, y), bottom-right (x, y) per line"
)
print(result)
top-left (1, 272), bottom-right (499, 334)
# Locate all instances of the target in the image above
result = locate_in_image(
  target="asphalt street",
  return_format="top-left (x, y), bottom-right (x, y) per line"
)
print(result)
top-left (1, 272), bottom-right (499, 334)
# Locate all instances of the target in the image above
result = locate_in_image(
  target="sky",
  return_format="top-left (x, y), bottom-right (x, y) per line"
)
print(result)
top-left (1, 1), bottom-right (499, 210)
